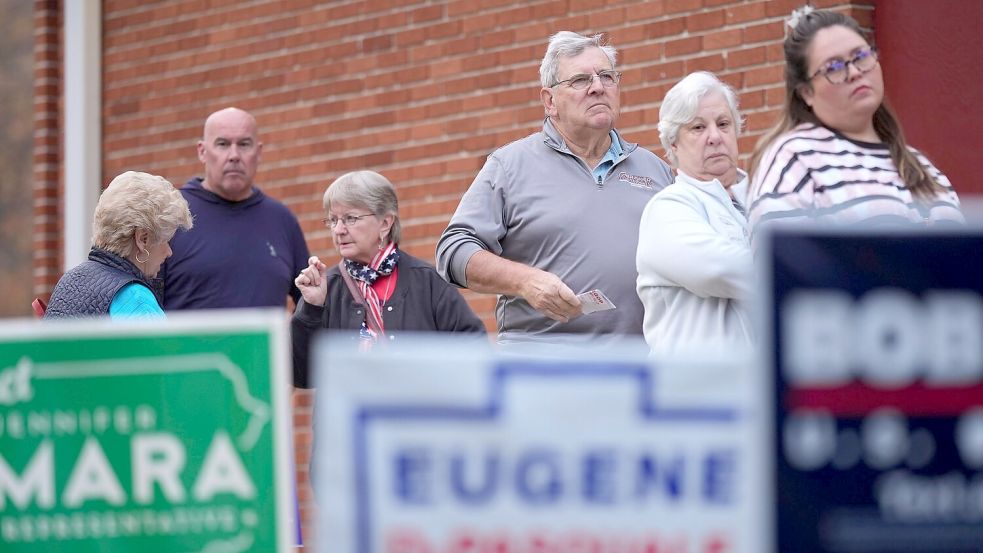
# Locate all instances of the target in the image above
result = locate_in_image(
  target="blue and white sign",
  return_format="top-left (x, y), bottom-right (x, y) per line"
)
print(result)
top-left (312, 336), bottom-right (768, 553)
top-left (763, 227), bottom-right (983, 553)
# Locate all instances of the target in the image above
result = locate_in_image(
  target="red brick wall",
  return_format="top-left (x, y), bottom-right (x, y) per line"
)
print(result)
top-left (33, 0), bottom-right (62, 299)
top-left (36, 0), bottom-right (878, 546)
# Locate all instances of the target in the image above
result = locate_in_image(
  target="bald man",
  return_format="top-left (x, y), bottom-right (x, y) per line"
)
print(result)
top-left (160, 107), bottom-right (309, 310)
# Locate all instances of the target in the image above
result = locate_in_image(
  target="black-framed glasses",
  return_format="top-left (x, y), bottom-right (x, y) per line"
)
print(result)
top-left (551, 70), bottom-right (622, 90)
top-left (810, 47), bottom-right (878, 84)
top-left (323, 213), bottom-right (375, 228)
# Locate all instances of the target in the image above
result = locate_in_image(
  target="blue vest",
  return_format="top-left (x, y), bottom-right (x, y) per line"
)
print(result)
top-left (44, 248), bottom-right (162, 319)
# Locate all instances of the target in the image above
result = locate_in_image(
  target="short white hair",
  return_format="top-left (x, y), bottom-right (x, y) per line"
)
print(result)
top-left (539, 31), bottom-right (617, 88)
top-left (658, 71), bottom-right (743, 167)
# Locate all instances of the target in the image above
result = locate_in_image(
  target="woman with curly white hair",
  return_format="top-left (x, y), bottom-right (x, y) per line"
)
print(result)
top-left (635, 71), bottom-right (754, 352)
top-left (44, 171), bottom-right (193, 319)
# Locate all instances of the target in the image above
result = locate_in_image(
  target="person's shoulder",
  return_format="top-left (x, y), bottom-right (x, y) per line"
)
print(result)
top-left (624, 142), bottom-right (659, 157)
top-left (649, 179), bottom-right (705, 213)
top-left (905, 146), bottom-right (953, 187)
top-left (115, 282), bottom-right (157, 303)
top-left (613, 133), bottom-right (671, 171)
top-left (180, 176), bottom-right (204, 190)
top-left (178, 178), bottom-right (206, 203)
top-left (617, 144), bottom-right (674, 191)
top-left (905, 144), bottom-right (939, 167)
top-left (491, 129), bottom-right (546, 158)
top-left (252, 188), bottom-right (302, 219)
top-left (110, 282), bottom-right (163, 318)
top-left (54, 260), bottom-right (89, 285)
top-left (625, 144), bottom-right (671, 167)
top-left (653, 178), bottom-right (691, 200)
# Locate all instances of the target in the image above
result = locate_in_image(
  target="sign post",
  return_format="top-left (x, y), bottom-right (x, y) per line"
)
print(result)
top-left (0, 310), bottom-right (293, 553)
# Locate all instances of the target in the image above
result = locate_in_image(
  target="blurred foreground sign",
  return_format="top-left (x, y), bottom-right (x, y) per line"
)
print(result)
top-left (313, 337), bottom-right (768, 553)
top-left (765, 228), bottom-right (983, 553)
top-left (0, 310), bottom-right (293, 553)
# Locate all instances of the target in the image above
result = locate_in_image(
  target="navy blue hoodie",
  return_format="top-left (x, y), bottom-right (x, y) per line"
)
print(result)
top-left (160, 177), bottom-right (309, 310)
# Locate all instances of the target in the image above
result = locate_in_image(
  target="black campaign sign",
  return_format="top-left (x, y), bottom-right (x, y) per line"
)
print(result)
top-left (767, 230), bottom-right (983, 553)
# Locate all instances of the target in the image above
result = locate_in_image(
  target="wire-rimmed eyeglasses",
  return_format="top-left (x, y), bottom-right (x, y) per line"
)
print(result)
top-left (322, 213), bottom-right (374, 228)
top-left (810, 47), bottom-right (878, 85)
top-left (551, 70), bottom-right (622, 90)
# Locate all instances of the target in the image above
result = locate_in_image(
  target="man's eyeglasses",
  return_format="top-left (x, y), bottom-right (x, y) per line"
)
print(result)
top-left (323, 213), bottom-right (374, 228)
top-left (551, 70), bottom-right (622, 90)
top-left (810, 47), bottom-right (878, 85)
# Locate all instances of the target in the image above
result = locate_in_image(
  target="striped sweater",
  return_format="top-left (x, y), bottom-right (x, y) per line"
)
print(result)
top-left (747, 123), bottom-right (963, 234)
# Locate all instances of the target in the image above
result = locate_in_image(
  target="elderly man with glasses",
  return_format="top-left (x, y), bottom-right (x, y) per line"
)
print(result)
top-left (437, 31), bottom-right (674, 344)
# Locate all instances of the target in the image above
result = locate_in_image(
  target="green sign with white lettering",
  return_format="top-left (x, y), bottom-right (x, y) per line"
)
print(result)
top-left (0, 311), bottom-right (293, 552)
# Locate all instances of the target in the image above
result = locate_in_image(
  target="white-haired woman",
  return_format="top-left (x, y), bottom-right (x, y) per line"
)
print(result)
top-left (291, 170), bottom-right (485, 387)
top-left (44, 171), bottom-right (193, 319)
top-left (635, 71), bottom-right (754, 352)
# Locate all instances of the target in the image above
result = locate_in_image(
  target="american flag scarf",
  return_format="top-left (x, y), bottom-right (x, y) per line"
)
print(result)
top-left (343, 241), bottom-right (399, 343)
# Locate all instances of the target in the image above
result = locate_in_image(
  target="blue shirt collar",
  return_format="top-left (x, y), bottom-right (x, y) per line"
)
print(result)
top-left (593, 130), bottom-right (624, 183)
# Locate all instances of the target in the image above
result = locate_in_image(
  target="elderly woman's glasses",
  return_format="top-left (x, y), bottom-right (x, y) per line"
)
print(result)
top-left (551, 70), bottom-right (622, 90)
top-left (323, 213), bottom-right (374, 228)
top-left (811, 47), bottom-right (878, 84)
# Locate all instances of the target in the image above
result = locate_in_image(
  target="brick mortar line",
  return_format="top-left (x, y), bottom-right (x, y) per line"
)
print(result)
top-left (100, 88), bottom-right (541, 140)
top-left (102, 37), bottom-right (546, 91)
top-left (102, 125), bottom-right (530, 163)
top-left (270, 175), bottom-right (479, 199)
top-left (101, 31), bottom-right (786, 117)
top-left (103, 0), bottom-right (414, 39)
top-left (102, 99), bottom-right (540, 143)
top-left (103, 0), bottom-right (638, 58)
top-left (102, 3), bottom-right (443, 59)
top-left (100, 7), bottom-right (783, 76)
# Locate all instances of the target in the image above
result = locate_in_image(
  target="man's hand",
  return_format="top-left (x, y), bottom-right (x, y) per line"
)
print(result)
top-left (295, 256), bottom-right (329, 307)
top-left (462, 250), bottom-right (582, 323)
top-left (518, 268), bottom-right (582, 322)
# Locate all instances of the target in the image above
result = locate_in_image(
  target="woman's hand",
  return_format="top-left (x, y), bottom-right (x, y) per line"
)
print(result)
top-left (295, 256), bottom-right (329, 306)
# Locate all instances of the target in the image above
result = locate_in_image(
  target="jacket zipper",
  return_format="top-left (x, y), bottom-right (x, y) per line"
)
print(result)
top-left (544, 136), bottom-right (634, 191)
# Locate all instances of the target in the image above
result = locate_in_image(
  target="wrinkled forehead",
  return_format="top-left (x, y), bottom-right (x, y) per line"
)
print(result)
top-left (557, 47), bottom-right (614, 76)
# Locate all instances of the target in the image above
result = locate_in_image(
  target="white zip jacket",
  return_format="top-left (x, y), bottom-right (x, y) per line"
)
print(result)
top-left (636, 170), bottom-right (754, 352)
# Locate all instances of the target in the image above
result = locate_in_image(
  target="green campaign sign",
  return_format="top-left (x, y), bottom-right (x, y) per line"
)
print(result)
top-left (0, 311), bottom-right (294, 552)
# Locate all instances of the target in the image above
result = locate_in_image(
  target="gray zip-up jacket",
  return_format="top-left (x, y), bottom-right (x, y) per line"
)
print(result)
top-left (437, 118), bottom-right (673, 342)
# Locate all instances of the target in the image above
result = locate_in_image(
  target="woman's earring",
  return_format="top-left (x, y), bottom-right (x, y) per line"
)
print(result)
top-left (136, 249), bottom-right (150, 263)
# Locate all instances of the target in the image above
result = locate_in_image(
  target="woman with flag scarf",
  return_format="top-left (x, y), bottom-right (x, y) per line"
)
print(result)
top-left (291, 170), bottom-right (485, 388)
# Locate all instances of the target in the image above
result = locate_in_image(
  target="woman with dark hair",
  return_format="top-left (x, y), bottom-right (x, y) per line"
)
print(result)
top-left (747, 7), bottom-right (963, 233)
